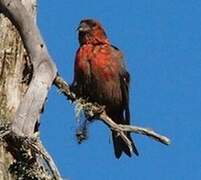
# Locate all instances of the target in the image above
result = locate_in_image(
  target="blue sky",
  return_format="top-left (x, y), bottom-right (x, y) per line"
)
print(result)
top-left (38, 1), bottom-right (201, 179)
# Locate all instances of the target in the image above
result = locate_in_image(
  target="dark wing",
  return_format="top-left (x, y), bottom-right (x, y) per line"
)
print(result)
top-left (120, 69), bottom-right (130, 124)
top-left (110, 46), bottom-right (138, 157)
top-left (110, 45), bottom-right (130, 124)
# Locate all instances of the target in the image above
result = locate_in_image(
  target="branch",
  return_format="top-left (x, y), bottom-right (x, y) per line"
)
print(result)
top-left (0, 0), bottom-right (57, 136)
top-left (99, 112), bottom-right (170, 145)
top-left (54, 74), bottom-right (171, 153)
top-left (25, 139), bottom-right (61, 179)
top-left (54, 73), bottom-right (76, 102)
top-left (0, 122), bottom-right (62, 179)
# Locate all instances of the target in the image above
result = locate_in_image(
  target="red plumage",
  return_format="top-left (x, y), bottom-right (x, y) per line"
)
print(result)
top-left (71, 19), bottom-right (138, 158)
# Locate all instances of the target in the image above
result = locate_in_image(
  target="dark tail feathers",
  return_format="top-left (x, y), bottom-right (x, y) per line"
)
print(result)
top-left (112, 131), bottom-right (139, 159)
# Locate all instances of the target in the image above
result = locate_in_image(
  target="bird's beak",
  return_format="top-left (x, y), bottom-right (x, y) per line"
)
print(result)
top-left (76, 25), bottom-right (83, 32)
top-left (76, 23), bottom-right (90, 32)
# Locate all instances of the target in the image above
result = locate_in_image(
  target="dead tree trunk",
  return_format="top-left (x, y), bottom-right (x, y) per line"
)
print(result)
top-left (0, 1), bottom-right (60, 179)
top-left (0, 2), bottom-right (35, 179)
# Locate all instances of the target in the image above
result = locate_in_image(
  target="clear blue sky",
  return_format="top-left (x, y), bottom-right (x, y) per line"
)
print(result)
top-left (38, 1), bottom-right (201, 179)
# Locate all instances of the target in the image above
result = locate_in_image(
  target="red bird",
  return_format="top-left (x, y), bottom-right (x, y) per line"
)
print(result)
top-left (71, 19), bottom-right (138, 158)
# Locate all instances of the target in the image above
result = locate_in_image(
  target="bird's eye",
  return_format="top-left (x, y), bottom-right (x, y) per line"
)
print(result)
top-left (91, 22), bottom-right (96, 27)
top-left (85, 20), bottom-right (96, 28)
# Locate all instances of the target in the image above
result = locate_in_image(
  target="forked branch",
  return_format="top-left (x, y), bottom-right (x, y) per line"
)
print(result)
top-left (54, 75), bottom-right (171, 153)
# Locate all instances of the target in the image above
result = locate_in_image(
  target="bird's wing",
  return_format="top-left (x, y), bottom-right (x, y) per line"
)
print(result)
top-left (110, 45), bottom-right (130, 123)
top-left (120, 68), bottom-right (130, 123)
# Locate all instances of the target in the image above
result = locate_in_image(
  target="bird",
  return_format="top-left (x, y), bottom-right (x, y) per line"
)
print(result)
top-left (71, 19), bottom-right (138, 158)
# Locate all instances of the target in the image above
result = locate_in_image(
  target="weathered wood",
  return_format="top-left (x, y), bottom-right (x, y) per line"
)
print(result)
top-left (0, 1), bottom-right (36, 178)
top-left (0, 0), bottom-right (61, 179)
top-left (0, 0), bottom-right (57, 136)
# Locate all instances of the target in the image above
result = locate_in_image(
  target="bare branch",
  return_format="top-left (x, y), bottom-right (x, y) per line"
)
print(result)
top-left (99, 112), bottom-right (170, 145)
top-left (25, 139), bottom-right (62, 180)
top-left (54, 74), bottom-right (76, 102)
top-left (54, 74), bottom-right (171, 152)
top-left (0, 123), bottom-right (62, 180)
top-left (0, 0), bottom-right (57, 136)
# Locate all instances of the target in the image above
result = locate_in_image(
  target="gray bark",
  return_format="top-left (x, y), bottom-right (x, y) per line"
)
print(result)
top-left (0, 1), bottom-right (36, 178)
top-left (0, 0), bottom-right (57, 136)
top-left (0, 0), bottom-right (60, 179)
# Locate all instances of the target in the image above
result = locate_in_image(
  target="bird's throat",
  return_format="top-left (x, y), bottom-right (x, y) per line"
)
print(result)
top-left (79, 31), bottom-right (109, 45)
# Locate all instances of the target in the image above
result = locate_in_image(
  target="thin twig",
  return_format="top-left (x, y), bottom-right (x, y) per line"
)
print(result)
top-left (99, 112), bottom-right (170, 145)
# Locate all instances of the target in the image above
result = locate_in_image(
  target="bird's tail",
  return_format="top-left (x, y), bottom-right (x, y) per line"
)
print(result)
top-left (112, 131), bottom-right (139, 159)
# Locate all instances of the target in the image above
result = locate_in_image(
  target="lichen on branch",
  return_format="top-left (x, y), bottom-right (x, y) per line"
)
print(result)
top-left (54, 74), bottom-right (171, 154)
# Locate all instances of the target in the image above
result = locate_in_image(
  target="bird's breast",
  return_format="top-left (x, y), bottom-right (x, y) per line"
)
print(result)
top-left (75, 44), bottom-right (123, 108)
top-left (77, 44), bottom-right (118, 80)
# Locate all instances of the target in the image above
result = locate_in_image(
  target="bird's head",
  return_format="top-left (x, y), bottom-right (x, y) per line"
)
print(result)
top-left (77, 19), bottom-right (109, 45)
